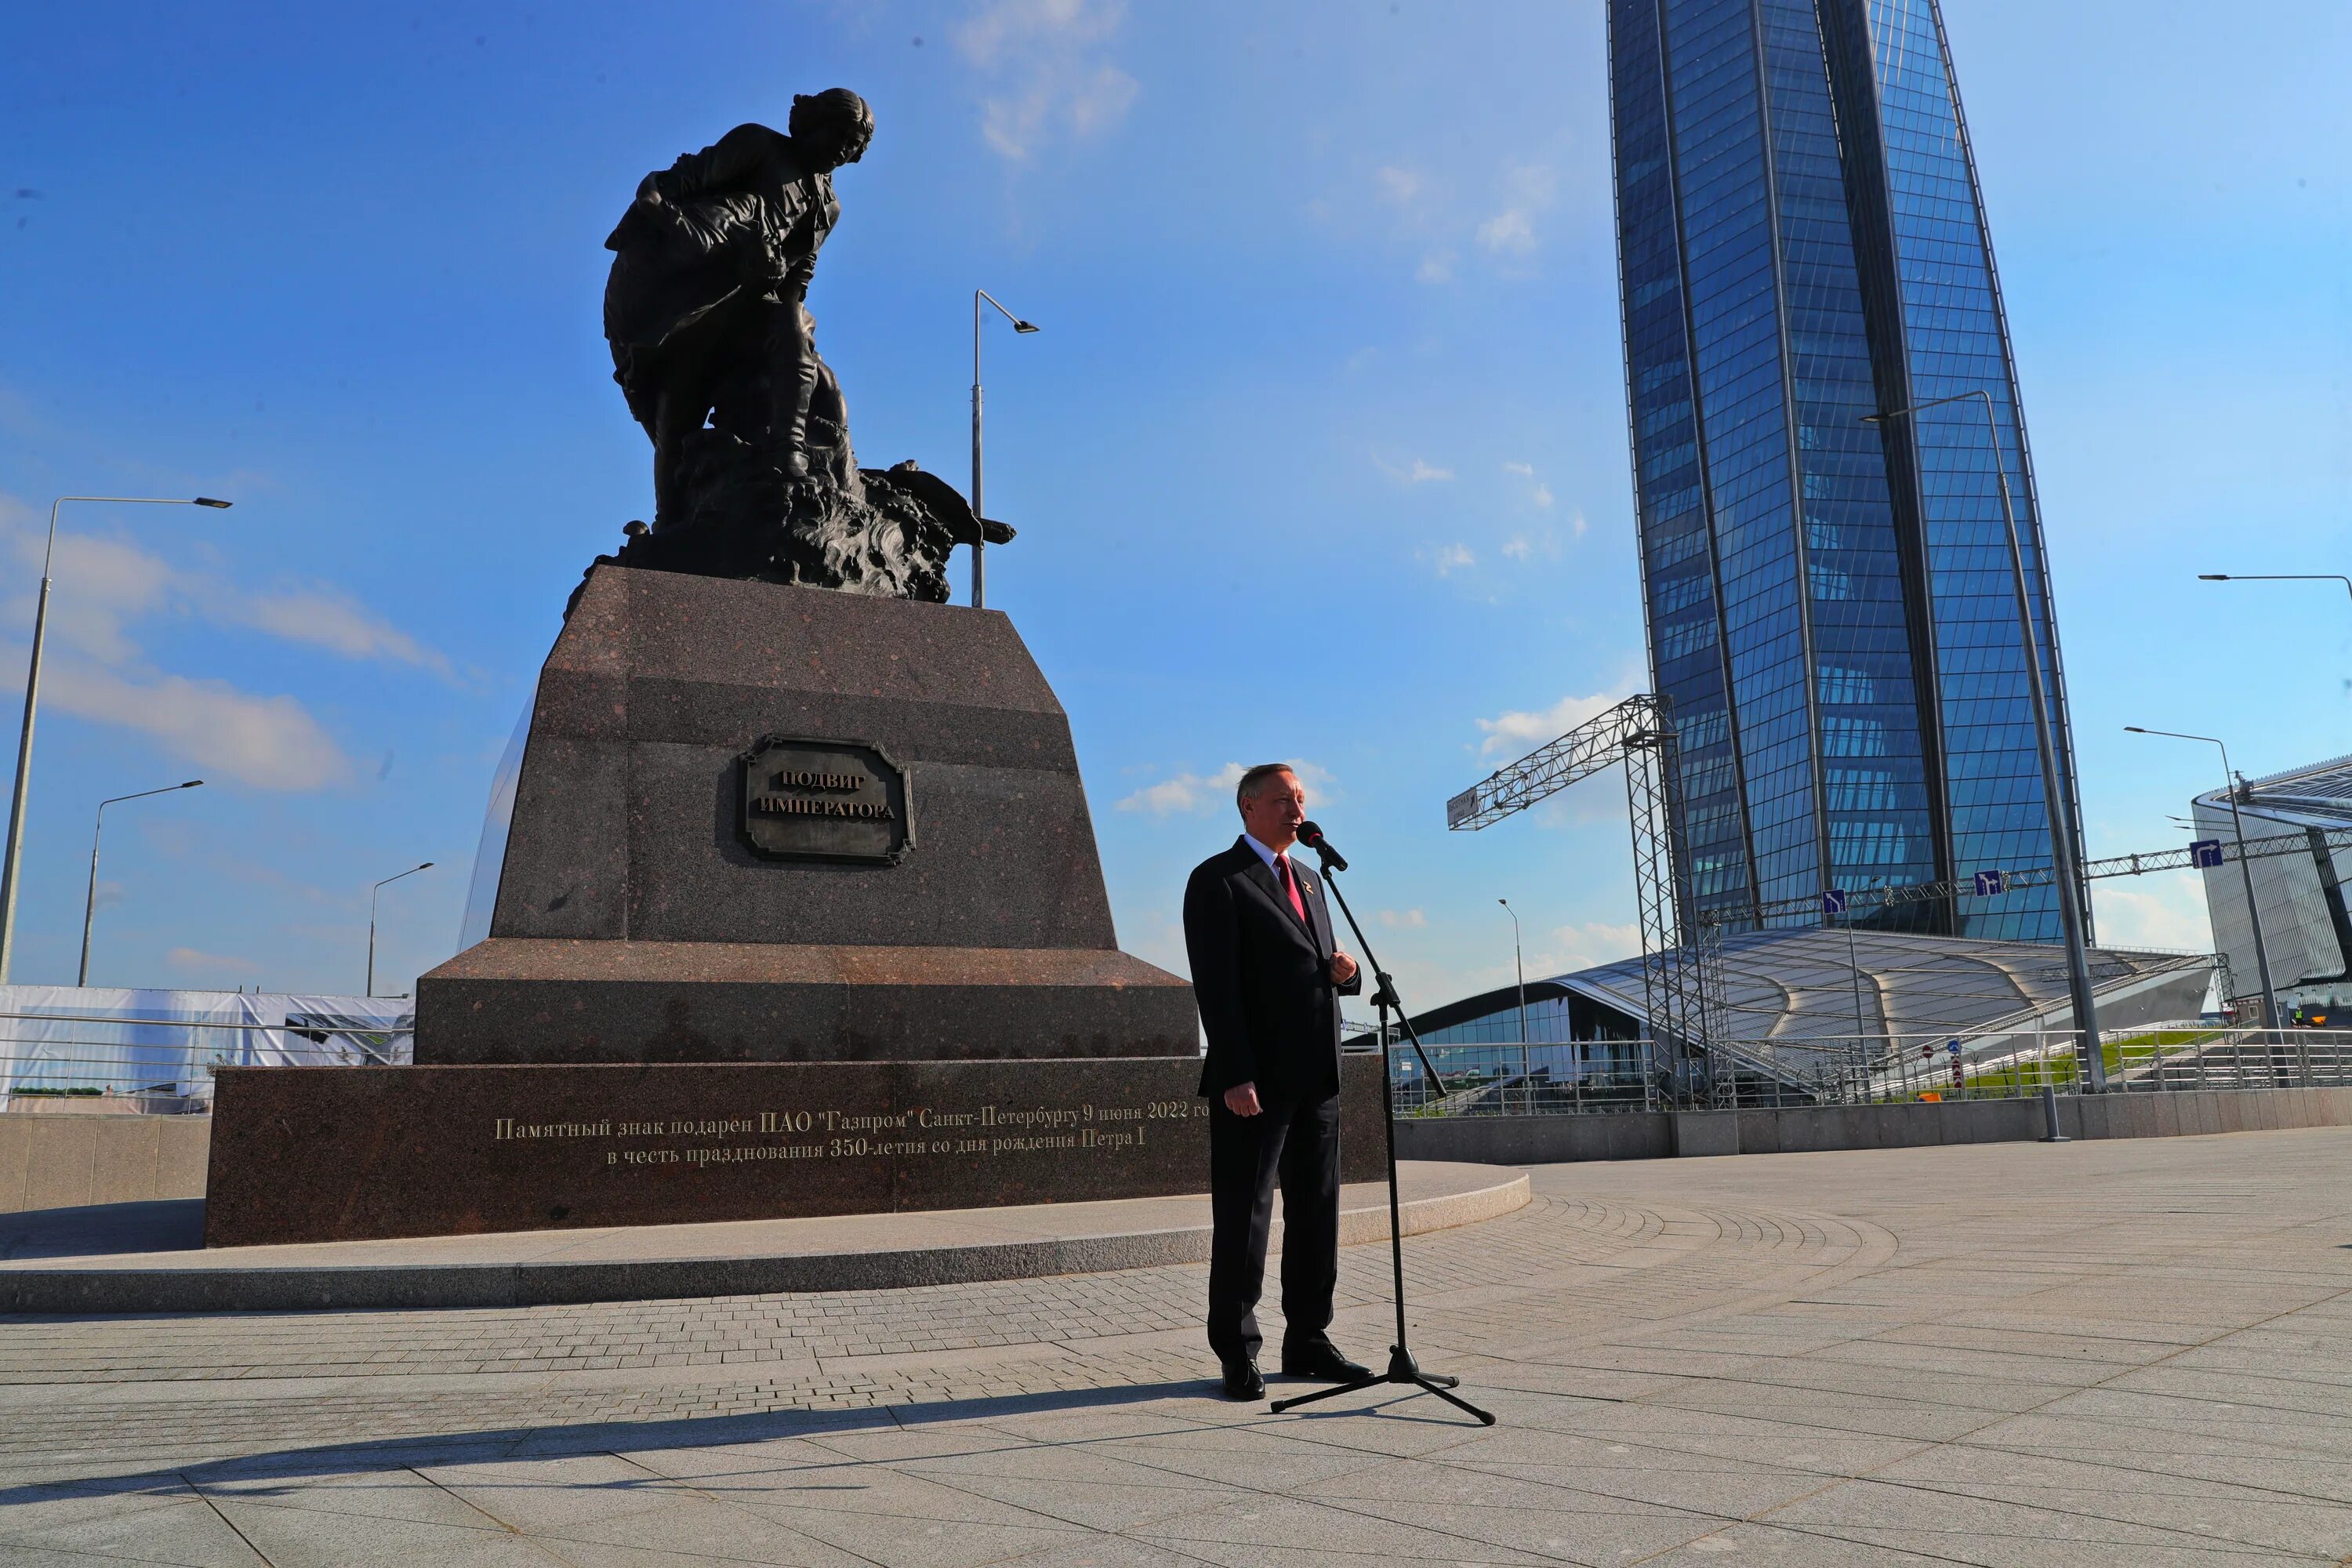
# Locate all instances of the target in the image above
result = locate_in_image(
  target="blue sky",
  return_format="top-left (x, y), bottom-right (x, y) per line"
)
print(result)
top-left (1, 1), bottom-right (2346, 1013)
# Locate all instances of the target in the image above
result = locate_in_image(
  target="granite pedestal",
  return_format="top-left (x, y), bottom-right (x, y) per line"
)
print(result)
top-left (415, 568), bottom-right (1196, 1066)
top-left (205, 568), bottom-right (1323, 1249)
top-left (205, 1055), bottom-right (1384, 1246)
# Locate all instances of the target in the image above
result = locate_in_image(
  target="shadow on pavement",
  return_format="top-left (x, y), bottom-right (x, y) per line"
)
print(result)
top-left (0, 1377), bottom-right (1225, 1504)
top-left (0, 1199), bottom-right (203, 1261)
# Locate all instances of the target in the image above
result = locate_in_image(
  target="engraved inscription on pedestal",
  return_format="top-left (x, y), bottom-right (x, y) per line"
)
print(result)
top-left (492, 1090), bottom-right (1207, 1179)
top-left (737, 735), bottom-right (910, 865)
top-left (203, 1058), bottom-right (1387, 1245)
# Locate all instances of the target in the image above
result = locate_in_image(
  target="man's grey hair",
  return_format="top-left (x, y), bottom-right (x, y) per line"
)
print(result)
top-left (1234, 762), bottom-right (1298, 813)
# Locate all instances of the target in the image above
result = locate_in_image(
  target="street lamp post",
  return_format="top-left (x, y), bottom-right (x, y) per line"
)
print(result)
top-left (0, 495), bottom-right (231, 983)
top-left (367, 862), bottom-right (434, 997)
top-left (1497, 898), bottom-right (1528, 1102)
top-left (78, 780), bottom-right (203, 985)
top-left (971, 289), bottom-right (1039, 611)
top-left (2198, 573), bottom-right (2352, 612)
top-left (1863, 391), bottom-right (2104, 1089)
top-left (2125, 727), bottom-right (2280, 1032)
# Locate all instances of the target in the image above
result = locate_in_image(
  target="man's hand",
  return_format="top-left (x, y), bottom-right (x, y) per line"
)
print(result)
top-left (1330, 951), bottom-right (1359, 986)
top-left (1222, 1082), bottom-right (1262, 1116)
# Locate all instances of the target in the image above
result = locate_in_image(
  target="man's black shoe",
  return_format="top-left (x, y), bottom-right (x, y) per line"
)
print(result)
top-left (1220, 1356), bottom-right (1265, 1399)
top-left (1280, 1341), bottom-right (1372, 1381)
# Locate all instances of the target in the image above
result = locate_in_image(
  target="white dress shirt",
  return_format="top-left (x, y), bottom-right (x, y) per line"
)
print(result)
top-left (1241, 832), bottom-right (1291, 873)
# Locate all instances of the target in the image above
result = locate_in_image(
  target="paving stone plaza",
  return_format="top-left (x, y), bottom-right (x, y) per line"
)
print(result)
top-left (0, 1127), bottom-right (2346, 1565)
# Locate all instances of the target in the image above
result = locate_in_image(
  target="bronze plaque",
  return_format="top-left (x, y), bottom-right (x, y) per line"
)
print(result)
top-left (737, 735), bottom-right (911, 864)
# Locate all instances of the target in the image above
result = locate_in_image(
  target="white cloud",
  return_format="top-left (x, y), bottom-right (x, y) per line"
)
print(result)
top-left (78, 667), bottom-right (346, 791)
top-left (2095, 879), bottom-right (2215, 953)
top-left (1476, 688), bottom-right (1632, 759)
top-left (1501, 461), bottom-right (1556, 511)
top-left (1501, 521), bottom-right (1568, 565)
top-left (1378, 908), bottom-right (1428, 929)
top-left (958, 0), bottom-right (1137, 162)
top-left (1538, 920), bottom-right (1642, 974)
top-left (1415, 251), bottom-right (1455, 285)
top-left (1374, 454), bottom-right (1455, 485)
top-left (36, 658), bottom-right (350, 790)
top-left (1117, 760), bottom-right (1334, 819)
top-left (1375, 165), bottom-right (1422, 206)
top-left (1477, 208), bottom-right (1536, 255)
top-left (1425, 543), bottom-right (1475, 577)
top-left (3, 531), bottom-right (174, 666)
top-left (1119, 762), bottom-right (1244, 818)
top-left (220, 585), bottom-right (452, 675)
top-left (0, 502), bottom-right (443, 792)
top-left (1532, 482), bottom-right (1555, 508)
top-left (1476, 162), bottom-right (1559, 259)
top-left (0, 507), bottom-right (450, 677)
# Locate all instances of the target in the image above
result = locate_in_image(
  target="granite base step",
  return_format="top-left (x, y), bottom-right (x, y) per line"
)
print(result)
top-left (0, 1160), bottom-right (1530, 1315)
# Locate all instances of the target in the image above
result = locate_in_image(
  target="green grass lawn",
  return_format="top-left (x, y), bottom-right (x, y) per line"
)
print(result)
top-left (1899, 1029), bottom-right (2223, 1099)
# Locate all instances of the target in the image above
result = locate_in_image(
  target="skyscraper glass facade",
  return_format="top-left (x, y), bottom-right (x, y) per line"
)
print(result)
top-left (1608, 0), bottom-right (2084, 942)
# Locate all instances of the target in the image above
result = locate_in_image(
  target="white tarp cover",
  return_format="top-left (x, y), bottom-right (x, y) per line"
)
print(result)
top-left (0, 985), bottom-right (414, 1102)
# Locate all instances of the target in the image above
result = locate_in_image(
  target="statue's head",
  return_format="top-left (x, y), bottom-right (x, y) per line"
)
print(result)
top-left (790, 89), bottom-right (875, 171)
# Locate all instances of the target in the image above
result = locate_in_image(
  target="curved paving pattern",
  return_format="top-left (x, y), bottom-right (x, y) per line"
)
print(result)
top-left (1, 1128), bottom-right (2348, 1566)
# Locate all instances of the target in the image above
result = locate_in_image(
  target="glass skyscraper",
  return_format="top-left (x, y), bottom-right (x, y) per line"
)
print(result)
top-left (1609, 0), bottom-right (2085, 942)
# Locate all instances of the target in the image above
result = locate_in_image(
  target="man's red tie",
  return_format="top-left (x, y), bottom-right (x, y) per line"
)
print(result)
top-left (1276, 853), bottom-right (1308, 924)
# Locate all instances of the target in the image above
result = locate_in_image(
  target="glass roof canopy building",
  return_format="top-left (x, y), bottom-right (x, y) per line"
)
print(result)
top-left (1609, 0), bottom-right (2085, 942)
top-left (2192, 753), bottom-right (2352, 1017)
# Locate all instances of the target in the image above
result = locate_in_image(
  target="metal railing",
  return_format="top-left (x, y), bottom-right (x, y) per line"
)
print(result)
top-left (1390, 1025), bottom-right (2352, 1116)
top-left (0, 1010), bottom-right (413, 1114)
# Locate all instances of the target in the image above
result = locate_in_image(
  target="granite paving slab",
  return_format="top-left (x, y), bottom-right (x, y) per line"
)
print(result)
top-left (0, 1127), bottom-right (2346, 1566)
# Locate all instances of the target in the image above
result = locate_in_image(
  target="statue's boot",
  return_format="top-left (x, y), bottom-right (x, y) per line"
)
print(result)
top-left (768, 327), bottom-right (823, 483)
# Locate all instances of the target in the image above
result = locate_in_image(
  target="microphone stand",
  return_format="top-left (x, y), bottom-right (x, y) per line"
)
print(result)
top-left (1271, 839), bottom-right (1495, 1426)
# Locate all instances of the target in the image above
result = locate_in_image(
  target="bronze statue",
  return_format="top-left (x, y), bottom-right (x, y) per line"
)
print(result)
top-left (592, 92), bottom-right (1007, 605)
top-left (605, 90), bottom-right (871, 512)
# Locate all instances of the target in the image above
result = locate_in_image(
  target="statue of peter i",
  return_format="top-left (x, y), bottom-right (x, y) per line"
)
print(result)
top-left (602, 89), bottom-right (875, 527)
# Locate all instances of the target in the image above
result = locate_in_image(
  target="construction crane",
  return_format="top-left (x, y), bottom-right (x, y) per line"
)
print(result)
top-left (1449, 691), bottom-right (2310, 1047)
top-left (1446, 694), bottom-right (1718, 1072)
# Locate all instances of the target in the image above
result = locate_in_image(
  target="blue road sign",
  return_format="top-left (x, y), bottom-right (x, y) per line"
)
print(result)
top-left (1823, 888), bottom-right (1847, 916)
top-left (1973, 869), bottom-right (2005, 897)
top-left (2190, 838), bottom-right (2224, 869)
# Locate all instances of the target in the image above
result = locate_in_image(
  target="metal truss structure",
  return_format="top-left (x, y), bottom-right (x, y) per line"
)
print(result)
top-left (1733, 821), bottom-right (2352, 928)
top-left (1449, 694), bottom-right (1721, 1100)
top-left (1446, 695), bottom-right (2307, 1098)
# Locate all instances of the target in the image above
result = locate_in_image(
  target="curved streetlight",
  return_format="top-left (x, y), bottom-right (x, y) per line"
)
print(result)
top-left (971, 289), bottom-right (1040, 610)
top-left (2125, 726), bottom-right (2279, 1032)
top-left (2198, 573), bottom-right (2352, 610)
top-left (0, 495), bottom-right (232, 982)
top-left (1862, 393), bottom-right (2104, 1089)
top-left (79, 780), bottom-right (203, 985)
top-left (1497, 898), bottom-right (1529, 1106)
top-left (367, 862), bottom-right (435, 997)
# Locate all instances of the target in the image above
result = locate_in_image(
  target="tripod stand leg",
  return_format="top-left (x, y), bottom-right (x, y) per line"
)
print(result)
top-left (1268, 1371), bottom-right (1493, 1423)
top-left (1409, 1374), bottom-right (1496, 1425)
top-left (1268, 1374), bottom-right (1381, 1415)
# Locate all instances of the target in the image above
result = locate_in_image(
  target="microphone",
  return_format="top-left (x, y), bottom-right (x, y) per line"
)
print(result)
top-left (1294, 820), bottom-right (1347, 871)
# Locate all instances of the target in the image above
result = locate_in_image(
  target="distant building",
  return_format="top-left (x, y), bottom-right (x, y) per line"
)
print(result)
top-left (2194, 753), bottom-right (2352, 1020)
top-left (1608, 0), bottom-right (2086, 941)
top-left (1395, 928), bottom-right (2211, 1103)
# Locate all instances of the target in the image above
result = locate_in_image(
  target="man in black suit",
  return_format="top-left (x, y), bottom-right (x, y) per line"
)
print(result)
top-left (1183, 762), bottom-right (1371, 1399)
